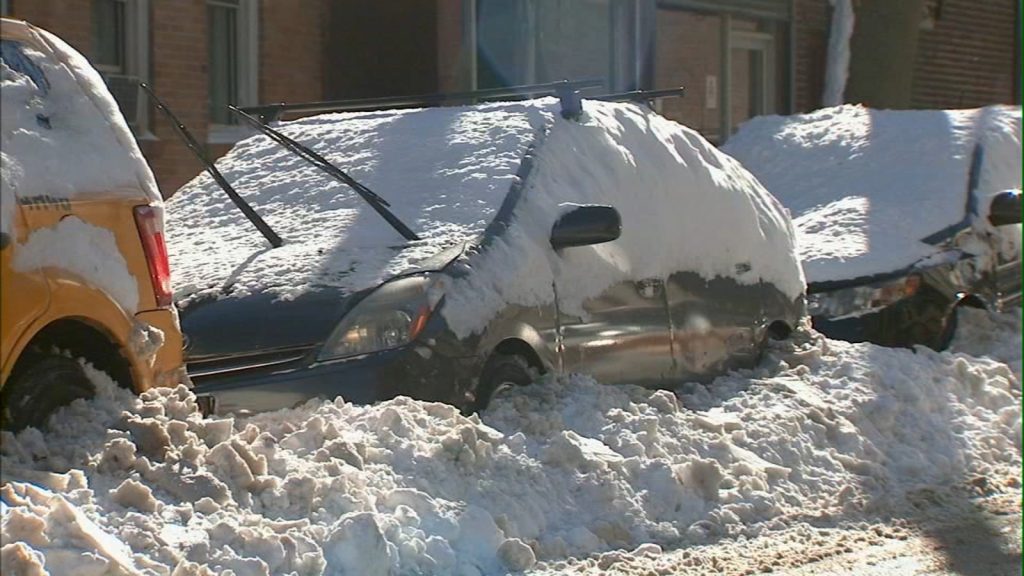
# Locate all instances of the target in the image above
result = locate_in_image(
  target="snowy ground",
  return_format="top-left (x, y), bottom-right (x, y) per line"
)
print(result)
top-left (1, 308), bottom-right (1020, 575)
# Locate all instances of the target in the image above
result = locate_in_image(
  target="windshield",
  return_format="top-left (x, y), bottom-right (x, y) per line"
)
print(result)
top-left (166, 100), bottom-right (557, 304)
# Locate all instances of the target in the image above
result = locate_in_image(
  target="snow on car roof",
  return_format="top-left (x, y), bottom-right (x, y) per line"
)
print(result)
top-left (723, 104), bottom-right (1022, 284)
top-left (167, 100), bottom-right (556, 304)
top-left (168, 98), bottom-right (805, 336)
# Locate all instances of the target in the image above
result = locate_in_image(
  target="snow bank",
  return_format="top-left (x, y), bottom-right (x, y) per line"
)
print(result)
top-left (169, 99), bottom-right (802, 337)
top-left (723, 104), bottom-right (1022, 283)
top-left (2, 312), bottom-right (1018, 574)
top-left (0, 27), bottom-right (160, 231)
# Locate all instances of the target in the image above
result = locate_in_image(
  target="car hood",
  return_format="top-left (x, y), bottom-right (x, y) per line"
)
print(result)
top-left (180, 287), bottom-right (352, 361)
top-left (179, 242), bottom-right (467, 361)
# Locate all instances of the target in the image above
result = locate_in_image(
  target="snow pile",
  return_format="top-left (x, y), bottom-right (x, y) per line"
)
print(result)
top-left (723, 105), bottom-right (1022, 283)
top-left (2, 312), bottom-right (1019, 574)
top-left (0, 27), bottom-right (159, 236)
top-left (169, 99), bottom-right (803, 336)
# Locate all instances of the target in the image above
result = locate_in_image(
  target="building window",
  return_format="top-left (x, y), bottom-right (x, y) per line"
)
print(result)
top-left (94, 0), bottom-right (127, 73)
top-left (208, 0), bottom-right (258, 141)
top-left (473, 0), bottom-right (634, 92)
top-left (93, 0), bottom-right (151, 135)
top-left (1, 0), bottom-right (11, 17)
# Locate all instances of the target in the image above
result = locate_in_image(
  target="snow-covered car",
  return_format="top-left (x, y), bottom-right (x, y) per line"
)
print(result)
top-left (0, 19), bottom-right (184, 430)
top-left (724, 105), bottom-right (1022, 350)
top-left (167, 95), bottom-right (805, 415)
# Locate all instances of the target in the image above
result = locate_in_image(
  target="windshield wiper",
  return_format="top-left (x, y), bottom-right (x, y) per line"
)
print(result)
top-left (229, 105), bottom-right (421, 242)
top-left (139, 83), bottom-right (283, 248)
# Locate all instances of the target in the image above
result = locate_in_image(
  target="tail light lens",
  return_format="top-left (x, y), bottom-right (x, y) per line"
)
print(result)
top-left (133, 205), bottom-right (173, 308)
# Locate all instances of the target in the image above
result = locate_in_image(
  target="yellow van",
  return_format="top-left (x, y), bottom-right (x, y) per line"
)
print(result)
top-left (1, 18), bottom-right (184, 430)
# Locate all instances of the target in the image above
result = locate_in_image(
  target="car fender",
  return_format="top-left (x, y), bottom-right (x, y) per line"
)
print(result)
top-left (477, 320), bottom-right (556, 373)
top-left (2, 272), bottom-right (146, 389)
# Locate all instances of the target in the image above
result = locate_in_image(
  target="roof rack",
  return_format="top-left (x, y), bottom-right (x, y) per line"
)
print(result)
top-left (592, 87), bottom-right (686, 103)
top-left (556, 86), bottom-right (687, 119)
top-left (241, 79), bottom-right (606, 124)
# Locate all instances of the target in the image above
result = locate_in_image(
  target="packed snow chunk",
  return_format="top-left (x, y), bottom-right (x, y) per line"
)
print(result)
top-left (322, 513), bottom-right (395, 576)
top-left (0, 27), bottom-right (159, 210)
top-left (110, 478), bottom-right (158, 513)
top-left (723, 104), bottom-right (1021, 283)
top-left (167, 100), bottom-right (555, 305)
top-left (497, 537), bottom-right (536, 571)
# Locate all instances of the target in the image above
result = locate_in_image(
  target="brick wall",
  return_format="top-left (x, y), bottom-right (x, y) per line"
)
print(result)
top-left (141, 0), bottom-right (209, 196)
top-left (792, 0), bottom-right (828, 112)
top-left (653, 9), bottom-right (722, 139)
top-left (912, 0), bottom-right (1018, 109)
top-left (260, 0), bottom-right (325, 104)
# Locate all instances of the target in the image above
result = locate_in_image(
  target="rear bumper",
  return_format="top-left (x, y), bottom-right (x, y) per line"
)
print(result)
top-left (191, 344), bottom-right (479, 416)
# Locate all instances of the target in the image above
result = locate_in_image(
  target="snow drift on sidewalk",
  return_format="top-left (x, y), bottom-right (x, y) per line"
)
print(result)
top-left (723, 105), bottom-right (1021, 283)
top-left (2, 311), bottom-right (1019, 575)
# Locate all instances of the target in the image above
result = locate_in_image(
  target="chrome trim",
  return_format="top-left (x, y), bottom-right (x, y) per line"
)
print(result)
top-left (187, 344), bottom-right (315, 378)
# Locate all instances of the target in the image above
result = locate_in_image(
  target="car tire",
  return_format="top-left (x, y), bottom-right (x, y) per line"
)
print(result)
top-left (470, 354), bottom-right (534, 413)
top-left (1, 355), bottom-right (95, 432)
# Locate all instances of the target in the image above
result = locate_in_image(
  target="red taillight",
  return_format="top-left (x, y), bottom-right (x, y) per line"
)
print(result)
top-left (133, 205), bottom-right (173, 308)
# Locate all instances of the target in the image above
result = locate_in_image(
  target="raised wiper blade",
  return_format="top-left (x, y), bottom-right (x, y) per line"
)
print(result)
top-left (229, 105), bottom-right (421, 242)
top-left (139, 83), bottom-right (283, 248)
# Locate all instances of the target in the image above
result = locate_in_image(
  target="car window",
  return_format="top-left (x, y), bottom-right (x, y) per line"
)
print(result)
top-left (0, 39), bottom-right (50, 95)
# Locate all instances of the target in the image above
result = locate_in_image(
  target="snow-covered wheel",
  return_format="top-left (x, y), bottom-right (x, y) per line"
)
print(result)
top-left (469, 354), bottom-right (535, 413)
top-left (1, 354), bottom-right (95, 431)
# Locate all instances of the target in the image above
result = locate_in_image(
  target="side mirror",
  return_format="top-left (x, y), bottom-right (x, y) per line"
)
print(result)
top-left (550, 204), bottom-right (621, 250)
top-left (988, 190), bottom-right (1021, 226)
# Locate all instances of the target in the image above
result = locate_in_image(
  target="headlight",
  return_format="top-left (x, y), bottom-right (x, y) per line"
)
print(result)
top-left (808, 274), bottom-right (921, 319)
top-left (318, 275), bottom-right (435, 361)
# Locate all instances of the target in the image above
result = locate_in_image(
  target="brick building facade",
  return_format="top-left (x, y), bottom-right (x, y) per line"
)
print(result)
top-left (2, 0), bottom-right (1019, 196)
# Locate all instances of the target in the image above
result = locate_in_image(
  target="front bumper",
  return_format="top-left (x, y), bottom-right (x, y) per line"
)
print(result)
top-left (191, 343), bottom-right (478, 416)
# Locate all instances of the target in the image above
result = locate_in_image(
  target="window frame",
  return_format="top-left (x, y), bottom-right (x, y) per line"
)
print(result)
top-left (730, 29), bottom-right (775, 121)
top-left (207, 0), bottom-right (259, 144)
top-left (92, 0), bottom-right (152, 138)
